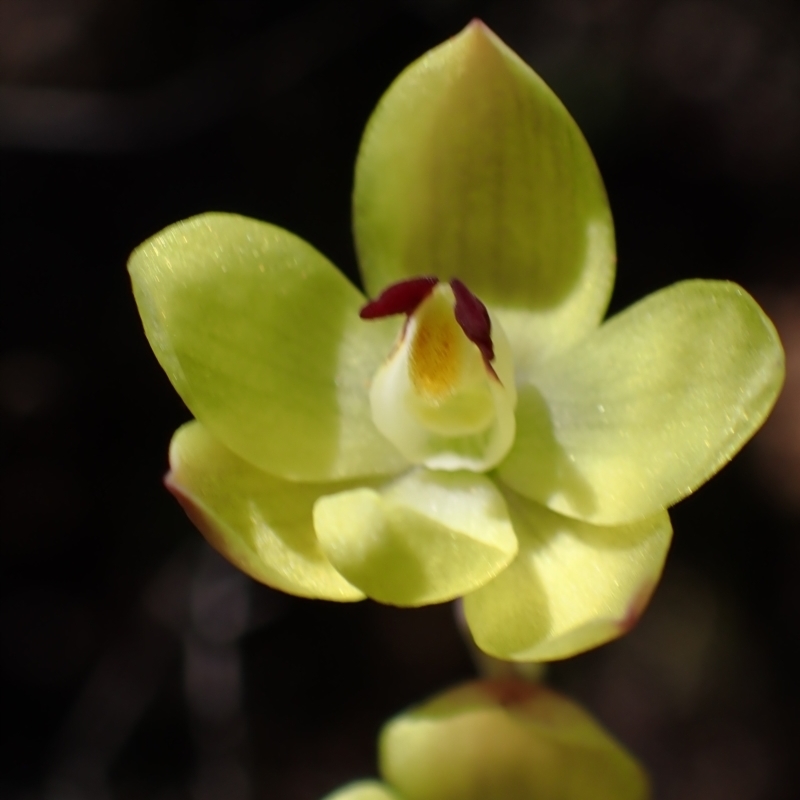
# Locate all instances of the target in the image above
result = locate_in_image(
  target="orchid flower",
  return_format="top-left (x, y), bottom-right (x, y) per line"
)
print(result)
top-left (321, 680), bottom-right (649, 800)
top-left (129, 21), bottom-right (784, 661)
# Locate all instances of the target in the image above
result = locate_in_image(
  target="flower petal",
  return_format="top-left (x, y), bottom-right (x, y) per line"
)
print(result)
top-left (129, 212), bottom-right (408, 481)
top-left (313, 469), bottom-right (517, 607)
top-left (321, 782), bottom-right (403, 800)
top-left (353, 21), bottom-right (615, 368)
top-left (166, 421), bottom-right (365, 601)
top-left (463, 489), bottom-right (671, 661)
top-left (380, 680), bottom-right (649, 800)
top-left (499, 280), bottom-right (785, 524)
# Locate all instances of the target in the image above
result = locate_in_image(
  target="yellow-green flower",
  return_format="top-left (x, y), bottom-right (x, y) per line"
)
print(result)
top-left (128, 21), bottom-right (783, 661)
top-left (321, 679), bottom-right (649, 800)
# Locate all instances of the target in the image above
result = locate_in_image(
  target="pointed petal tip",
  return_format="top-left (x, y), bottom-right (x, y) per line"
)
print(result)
top-left (465, 17), bottom-right (487, 31)
top-left (617, 580), bottom-right (657, 635)
top-left (457, 17), bottom-right (500, 52)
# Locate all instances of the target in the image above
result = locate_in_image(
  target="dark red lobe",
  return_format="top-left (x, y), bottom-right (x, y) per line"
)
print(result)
top-left (359, 276), bottom-right (439, 319)
top-left (451, 278), bottom-right (494, 363)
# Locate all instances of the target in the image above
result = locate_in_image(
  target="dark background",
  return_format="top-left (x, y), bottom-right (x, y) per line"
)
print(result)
top-left (1, 1), bottom-right (799, 798)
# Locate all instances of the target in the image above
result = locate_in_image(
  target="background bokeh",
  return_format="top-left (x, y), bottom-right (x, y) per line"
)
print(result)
top-left (1, 1), bottom-right (799, 798)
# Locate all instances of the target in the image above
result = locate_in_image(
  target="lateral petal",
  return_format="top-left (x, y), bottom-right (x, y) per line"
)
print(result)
top-left (499, 280), bottom-right (784, 524)
top-left (130, 212), bottom-right (408, 481)
top-left (167, 421), bottom-right (365, 601)
top-left (464, 489), bottom-right (671, 662)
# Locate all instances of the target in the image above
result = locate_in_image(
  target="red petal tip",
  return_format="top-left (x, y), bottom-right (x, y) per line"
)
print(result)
top-left (451, 278), bottom-right (494, 363)
top-left (618, 581), bottom-right (657, 634)
top-left (360, 276), bottom-right (439, 319)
